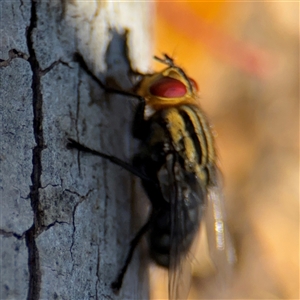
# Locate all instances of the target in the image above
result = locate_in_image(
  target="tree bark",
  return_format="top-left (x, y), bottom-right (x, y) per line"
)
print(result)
top-left (0, 1), bottom-right (152, 299)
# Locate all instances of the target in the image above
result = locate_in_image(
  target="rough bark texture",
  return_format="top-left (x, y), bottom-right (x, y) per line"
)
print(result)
top-left (0, 1), bottom-right (152, 299)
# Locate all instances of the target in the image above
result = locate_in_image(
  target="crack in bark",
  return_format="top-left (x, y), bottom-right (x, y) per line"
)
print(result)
top-left (45, 220), bottom-right (70, 231)
top-left (0, 49), bottom-right (29, 67)
top-left (25, 227), bottom-right (40, 300)
top-left (67, 189), bottom-right (94, 265)
top-left (0, 229), bottom-right (25, 239)
top-left (75, 75), bottom-right (82, 174)
top-left (40, 59), bottom-right (71, 76)
top-left (95, 246), bottom-right (100, 300)
top-left (24, 1), bottom-right (43, 299)
top-left (40, 183), bottom-right (60, 189)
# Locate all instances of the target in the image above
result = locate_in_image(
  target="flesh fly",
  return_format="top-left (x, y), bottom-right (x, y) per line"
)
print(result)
top-left (68, 54), bottom-right (235, 299)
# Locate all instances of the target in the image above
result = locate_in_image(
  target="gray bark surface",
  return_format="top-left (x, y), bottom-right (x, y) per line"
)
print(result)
top-left (0, 1), bottom-right (151, 299)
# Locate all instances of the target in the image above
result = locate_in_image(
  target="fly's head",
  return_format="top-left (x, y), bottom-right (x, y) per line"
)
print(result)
top-left (135, 55), bottom-right (200, 119)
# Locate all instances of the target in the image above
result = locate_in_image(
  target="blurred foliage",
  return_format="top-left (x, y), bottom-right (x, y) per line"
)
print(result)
top-left (150, 2), bottom-right (299, 299)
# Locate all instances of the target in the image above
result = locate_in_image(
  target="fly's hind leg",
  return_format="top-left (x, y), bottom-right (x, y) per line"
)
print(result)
top-left (111, 210), bottom-right (158, 293)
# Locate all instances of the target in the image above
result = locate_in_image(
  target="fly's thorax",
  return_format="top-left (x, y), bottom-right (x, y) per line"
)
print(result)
top-left (133, 64), bottom-right (216, 183)
top-left (146, 106), bottom-right (216, 183)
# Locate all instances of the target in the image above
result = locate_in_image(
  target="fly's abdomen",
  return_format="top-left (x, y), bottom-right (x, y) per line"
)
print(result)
top-left (149, 183), bottom-right (204, 267)
top-left (148, 208), bottom-right (172, 267)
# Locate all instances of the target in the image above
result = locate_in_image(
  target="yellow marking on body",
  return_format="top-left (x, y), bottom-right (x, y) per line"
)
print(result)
top-left (164, 108), bottom-right (199, 171)
top-left (145, 95), bottom-right (198, 112)
top-left (163, 108), bottom-right (185, 151)
top-left (180, 105), bottom-right (208, 165)
top-left (195, 108), bottom-right (215, 164)
top-left (195, 165), bottom-right (208, 184)
top-left (182, 136), bottom-right (197, 172)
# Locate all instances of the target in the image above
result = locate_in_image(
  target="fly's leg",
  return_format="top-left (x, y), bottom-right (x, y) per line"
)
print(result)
top-left (67, 139), bottom-right (155, 292)
top-left (71, 53), bottom-right (152, 293)
top-left (111, 211), bottom-right (158, 293)
top-left (74, 53), bottom-right (147, 136)
top-left (67, 139), bottom-right (153, 183)
top-left (74, 52), bottom-right (146, 105)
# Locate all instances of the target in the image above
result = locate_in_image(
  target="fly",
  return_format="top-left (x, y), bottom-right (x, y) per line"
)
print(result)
top-left (68, 54), bottom-right (235, 299)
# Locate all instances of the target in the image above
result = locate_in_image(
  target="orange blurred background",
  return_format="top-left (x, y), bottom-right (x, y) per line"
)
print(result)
top-left (150, 2), bottom-right (299, 299)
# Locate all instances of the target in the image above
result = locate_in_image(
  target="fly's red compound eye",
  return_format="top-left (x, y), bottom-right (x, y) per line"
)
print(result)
top-left (189, 77), bottom-right (199, 91)
top-left (149, 77), bottom-right (187, 98)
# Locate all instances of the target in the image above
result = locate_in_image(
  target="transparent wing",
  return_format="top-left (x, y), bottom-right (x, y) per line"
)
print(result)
top-left (168, 182), bottom-right (204, 300)
top-left (205, 172), bottom-right (236, 288)
top-left (158, 154), bottom-right (206, 300)
top-left (169, 254), bottom-right (191, 300)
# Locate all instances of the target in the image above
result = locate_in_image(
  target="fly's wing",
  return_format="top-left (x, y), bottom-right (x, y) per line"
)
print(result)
top-left (168, 254), bottom-right (191, 300)
top-left (205, 171), bottom-right (236, 288)
top-left (169, 179), bottom-right (205, 300)
top-left (158, 154), bottom-right (206, 300)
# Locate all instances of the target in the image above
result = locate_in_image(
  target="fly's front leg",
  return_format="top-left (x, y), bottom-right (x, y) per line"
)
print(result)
top-left (74, 52), bottom-right (146, 106)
